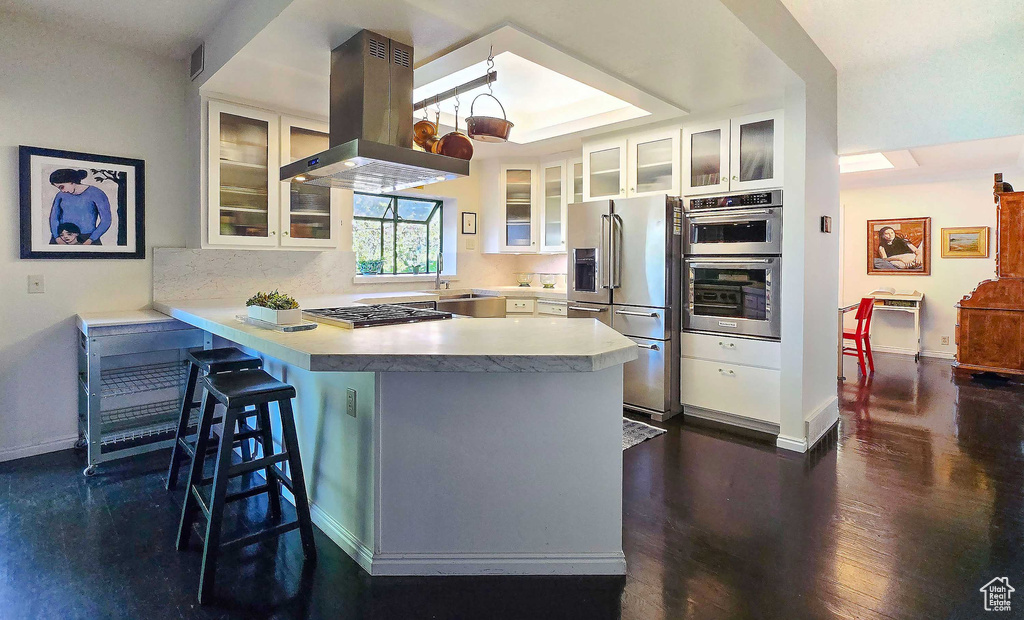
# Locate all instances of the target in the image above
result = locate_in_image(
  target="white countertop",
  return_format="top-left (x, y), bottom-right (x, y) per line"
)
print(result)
top-left (152, 292), bottom-right (634, 373)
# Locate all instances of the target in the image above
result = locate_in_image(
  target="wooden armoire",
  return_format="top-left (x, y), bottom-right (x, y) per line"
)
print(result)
top-left (954, 174), bottom-right (1024, 377)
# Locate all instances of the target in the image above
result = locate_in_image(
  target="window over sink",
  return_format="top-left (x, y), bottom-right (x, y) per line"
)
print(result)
top-left (353, 193), bottom-right (443, 275)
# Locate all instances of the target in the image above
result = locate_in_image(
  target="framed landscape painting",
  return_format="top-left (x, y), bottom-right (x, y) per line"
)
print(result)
top-left (867, 217), bottom-right (931, 275)
top-left (941, 226), bottom-right (989, 258)
top-left (19, 146), bottom-right (145, 259)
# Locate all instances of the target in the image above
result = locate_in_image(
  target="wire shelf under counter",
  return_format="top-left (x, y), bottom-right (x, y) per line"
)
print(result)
top-left (101, 361), bottom-right (187, 397)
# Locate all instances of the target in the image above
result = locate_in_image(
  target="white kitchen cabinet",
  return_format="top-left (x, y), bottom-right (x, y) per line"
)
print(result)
top-left (682, 119), bottom-right (731, 196)
top-left (681, 110), bottom-right (784, 196)
top-left (540, 159), bottom-right (567, 253)
top-left (627, 127), bottom-right (680, 198)
top-left (583, 137), bottom-right (627, 201)
top-left (499, 164), bottom-right (539, 252)
top-left (279, 116), bottom-right (338, 248)
top-left (680, 357), bottom-right (781, 425)
top-left (208, 100), bottom-right (281, 246)
top-left (537, 300), bottom-right (568, 316)
top-left (730, 110), bottom-right (784, 192)
top-left (567, 157), bottom-right (584, 205)
top-left (506, 298), bottom-right (536, 314)
top-left (679, 332), bottom-right (781, 369)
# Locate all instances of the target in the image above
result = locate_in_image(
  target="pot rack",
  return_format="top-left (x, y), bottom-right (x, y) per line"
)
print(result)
top-left (413, 71), bottom-right (498, 112)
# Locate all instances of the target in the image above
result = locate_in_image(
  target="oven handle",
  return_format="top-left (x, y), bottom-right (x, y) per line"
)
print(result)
top-left (686, 209), bottom-right (772, 220)
top-left (686, 258), bottom-right (773, 265)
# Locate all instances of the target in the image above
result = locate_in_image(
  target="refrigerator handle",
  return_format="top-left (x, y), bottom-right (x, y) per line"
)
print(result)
top-left (611, 214), bottom-right (623, 289)
top-left (600, 214), bottom-right (611, 289)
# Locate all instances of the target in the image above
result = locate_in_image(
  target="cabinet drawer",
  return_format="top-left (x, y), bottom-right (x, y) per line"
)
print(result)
top-left (680, 332), bottom-right (781, 369)
top-left (537, 300), bottom-right (567, 316)
top-left (506, 298), bottom-right (536, 314)
top-left (680, 358), bottom-right (780, 424)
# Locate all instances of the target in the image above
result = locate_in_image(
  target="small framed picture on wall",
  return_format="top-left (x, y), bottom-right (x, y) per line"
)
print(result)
top-left (941, 226), bottom-right (989, 258)
top-left (867, 217), bottom-right (931, 275)
top-left (462, 211), bottom-right (477, 235)
top-left (19, 146), bottom-right (145, 260)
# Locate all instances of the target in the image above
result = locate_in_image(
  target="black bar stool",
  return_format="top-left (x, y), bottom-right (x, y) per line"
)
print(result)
top-left (166, 348), bottom-right (263, 491)
top-left (176, 368), bottom-right (317, 604)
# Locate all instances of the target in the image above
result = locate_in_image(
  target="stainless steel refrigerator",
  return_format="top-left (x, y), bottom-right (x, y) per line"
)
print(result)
top-left (567, 194), bottom-right (682, 420)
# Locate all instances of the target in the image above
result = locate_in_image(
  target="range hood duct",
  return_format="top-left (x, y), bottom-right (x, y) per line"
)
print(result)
top-left (280, 29), bottom-right (469, 193)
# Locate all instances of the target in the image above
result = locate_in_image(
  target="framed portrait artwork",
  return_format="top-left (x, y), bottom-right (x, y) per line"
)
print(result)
top-left (941, 226), bottom-right (989, 258)
top-left (19, 146), bottom-right (145, 259)
top-left (461, 211), bottom-right (477, 235)
top-left (866, 217), bottom-right (931, 275)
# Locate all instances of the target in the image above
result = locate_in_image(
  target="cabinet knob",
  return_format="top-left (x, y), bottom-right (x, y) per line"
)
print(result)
top-left (283, 231), bottom-right (289, 236)
top-left (630, 187), bottom-right (635, 192)
top-left (270, 231), bottom-right (276, 236)
top-left (732, 175), bottom-right (738, 181)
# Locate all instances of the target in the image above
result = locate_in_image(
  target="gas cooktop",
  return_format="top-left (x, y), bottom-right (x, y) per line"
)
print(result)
top-left (302, 304), bottom-right (452, 329)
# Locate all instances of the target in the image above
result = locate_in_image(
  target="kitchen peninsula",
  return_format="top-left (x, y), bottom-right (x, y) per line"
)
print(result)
top-left (154, 294), bottom-right (636, 576)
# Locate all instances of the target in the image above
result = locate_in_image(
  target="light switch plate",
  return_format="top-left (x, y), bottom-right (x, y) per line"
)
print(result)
top-left (27, 275), bottom-right (44, 294)
top-left (346, 388), bottom-right (357, 418)
top-left (465, 237), bottom-right (476, 251)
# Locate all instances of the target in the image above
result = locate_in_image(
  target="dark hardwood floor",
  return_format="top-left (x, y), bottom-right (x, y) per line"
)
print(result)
top-left (2, 352), bottom-right (1023, 619)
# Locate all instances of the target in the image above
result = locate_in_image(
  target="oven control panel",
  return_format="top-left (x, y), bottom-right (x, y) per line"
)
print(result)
top-left (688, 189), bottom-right (782, 212)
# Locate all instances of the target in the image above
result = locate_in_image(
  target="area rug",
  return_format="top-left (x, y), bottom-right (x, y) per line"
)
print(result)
top-left (623, 418), bottom-right (666, 450)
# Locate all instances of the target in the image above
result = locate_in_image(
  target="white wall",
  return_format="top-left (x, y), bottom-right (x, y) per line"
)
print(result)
top-left (841, 171), bottom-right (1001, 358)
top-left (0, 13), bottom-right (188, 461)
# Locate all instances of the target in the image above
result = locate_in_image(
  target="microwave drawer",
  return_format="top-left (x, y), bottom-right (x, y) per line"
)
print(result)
top-left (680, 358), bottom-right (780, 424)
top-left (680, 332), bottom-right (781, 369)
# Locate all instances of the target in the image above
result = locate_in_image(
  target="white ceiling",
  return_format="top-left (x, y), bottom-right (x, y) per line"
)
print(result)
top-left (0, 0), bottom-right (238, 59)
top-left (841, 135), bottom-right (1024, 189)
top-left (205, 0), bottom-right (797, 155)
top-left (779, 0), bottom-right (1024, 71)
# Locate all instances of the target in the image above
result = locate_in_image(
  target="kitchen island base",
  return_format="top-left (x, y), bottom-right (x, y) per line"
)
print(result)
top-left (259, 357), bottom-right (626, 577)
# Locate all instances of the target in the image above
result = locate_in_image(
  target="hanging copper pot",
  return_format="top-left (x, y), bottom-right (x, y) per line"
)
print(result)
top-left (435, 97), bottom-right (473, 160)
top-left (413, 118), bottom-right (438, 151)
top-left (466, 93), bottom-right (513, 143)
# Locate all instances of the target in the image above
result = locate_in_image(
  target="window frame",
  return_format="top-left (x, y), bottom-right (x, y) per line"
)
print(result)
top-left (353, 193), bottom-right (443, 275)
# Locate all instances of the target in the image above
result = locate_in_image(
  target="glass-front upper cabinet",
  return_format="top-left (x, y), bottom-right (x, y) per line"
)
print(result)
top-left (501, 165), bottom-right (537, 251)
top-left (730, 110), bottom-right (784, 192)
top-left (583, 137), bottom-right (626, 201)
top-left (628, 127), bottom-right (680, 198)
top-left (683, 119), bottom-right (731, 196)
top-left (208, 100), bottom-right (280, 246)
top-left (540, 160), bottom-right (567, 253)
top-left (280, 117), bottom-right (337, 248)
top-left (568, 157), bottom-right (584, 204)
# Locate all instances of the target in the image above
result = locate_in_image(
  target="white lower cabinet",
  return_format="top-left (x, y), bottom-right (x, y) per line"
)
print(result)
top-left (537, 300), bottom-right (567, 316)
top-left (506, 298), bottom-right (536, 314)
top-left (680, 357), bottom-right (780, 425)
top-left (679, 332), bottom-right (780, 369)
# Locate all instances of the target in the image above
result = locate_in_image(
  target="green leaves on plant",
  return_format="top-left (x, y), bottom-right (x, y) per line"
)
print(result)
top-left (245, 289), bottom-right (299, 310)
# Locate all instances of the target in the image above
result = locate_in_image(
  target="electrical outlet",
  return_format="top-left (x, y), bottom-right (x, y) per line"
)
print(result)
top-left (346, 388), bottom-right (357, 418)
top-left (27, 275), bottom-right (44, 294)
top-left (941, 336), bottom-right (950, 346)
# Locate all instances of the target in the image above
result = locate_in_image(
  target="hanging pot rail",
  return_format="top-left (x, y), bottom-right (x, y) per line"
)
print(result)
top-left (413, 71), bottom-right (498, 112)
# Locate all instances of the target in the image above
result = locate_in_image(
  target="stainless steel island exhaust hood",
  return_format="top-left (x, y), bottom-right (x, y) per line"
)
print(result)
top-left (280, 30), bottom-right (469, 193)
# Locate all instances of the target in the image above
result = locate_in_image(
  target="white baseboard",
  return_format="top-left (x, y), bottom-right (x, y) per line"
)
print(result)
top-left (369, 551), bottom-right (627, 576)
top-left (308, 503), bottom-right (374, 575)
top-left (870, 345), bottom-right (954, 360)
top-left (776, 434), bottom-right (807, 452)
top-left (0, 435), bottom-right (79, 463)
top-left (806, 396), bottom-right (839, 449)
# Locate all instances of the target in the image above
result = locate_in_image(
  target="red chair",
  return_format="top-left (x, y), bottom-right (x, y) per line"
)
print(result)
top-left (843, 298), bottom-right (876, 376)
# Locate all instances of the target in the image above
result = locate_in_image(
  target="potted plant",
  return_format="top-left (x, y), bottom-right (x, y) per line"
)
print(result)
top-left (358, 259), bottom-right (384, 275)
top-left (246, 290), bottom-right (302, 325)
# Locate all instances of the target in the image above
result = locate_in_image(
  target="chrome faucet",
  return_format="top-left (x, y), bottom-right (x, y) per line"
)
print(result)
top-left (435, 252), bottom-right (450, 290)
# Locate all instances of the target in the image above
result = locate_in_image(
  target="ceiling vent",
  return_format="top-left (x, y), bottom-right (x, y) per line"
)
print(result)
top-left (189, 43), bottom-right (204, 81)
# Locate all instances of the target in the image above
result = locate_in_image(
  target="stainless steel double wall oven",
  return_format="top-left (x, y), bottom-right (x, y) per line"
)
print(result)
top-left (682, 190), bottom-right (783, 340)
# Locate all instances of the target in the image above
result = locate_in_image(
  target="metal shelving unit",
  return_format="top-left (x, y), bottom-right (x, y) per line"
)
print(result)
top-left (78, 313), bottom-right (206, 476)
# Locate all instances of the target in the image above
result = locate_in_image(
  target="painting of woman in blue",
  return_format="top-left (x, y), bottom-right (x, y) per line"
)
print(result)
top-left (48, 168), bottom-right (111, 245)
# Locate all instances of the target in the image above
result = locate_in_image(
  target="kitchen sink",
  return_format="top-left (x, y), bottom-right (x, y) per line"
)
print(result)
top-left (436, 295), bottom-right (506, 317)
